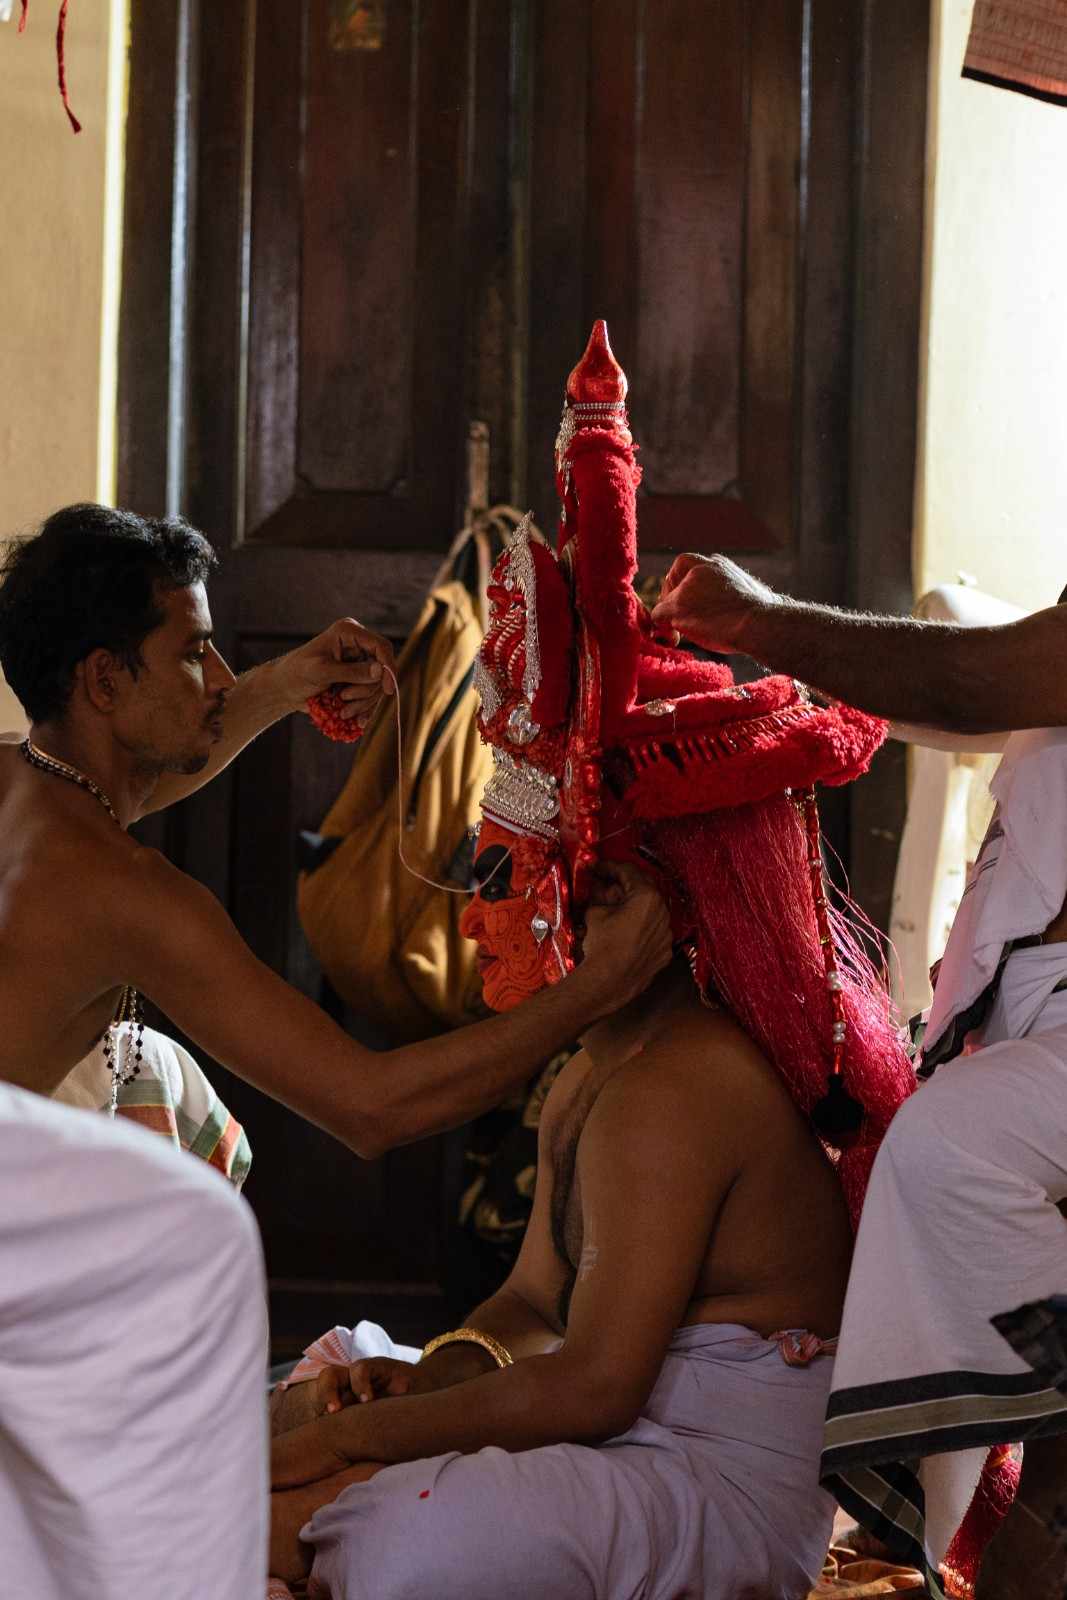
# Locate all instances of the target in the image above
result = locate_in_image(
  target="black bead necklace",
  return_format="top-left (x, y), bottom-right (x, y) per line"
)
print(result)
top-left (20, 739), bottom-right (145, 1111)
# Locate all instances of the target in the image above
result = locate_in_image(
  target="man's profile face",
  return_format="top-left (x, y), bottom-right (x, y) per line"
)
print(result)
top-left (459, 820), bottom-right (563, 1012)
top-left (112, 582), bottom-right (235, 775)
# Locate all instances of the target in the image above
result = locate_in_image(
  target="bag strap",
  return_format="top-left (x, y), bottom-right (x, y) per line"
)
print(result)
top-left (405, 655), bottom-right (479, 827)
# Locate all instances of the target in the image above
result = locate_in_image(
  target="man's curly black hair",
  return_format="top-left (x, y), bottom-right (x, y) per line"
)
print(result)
top-left (0, 503), bottom-right (218, 724)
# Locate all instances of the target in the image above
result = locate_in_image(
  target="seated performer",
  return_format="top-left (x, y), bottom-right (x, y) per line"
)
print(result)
top-left (267, 324), bottom-right (915, 1600)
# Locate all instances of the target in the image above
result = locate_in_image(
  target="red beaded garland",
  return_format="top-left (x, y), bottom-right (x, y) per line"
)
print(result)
top-left (308, 688), bottom-right (365, 743)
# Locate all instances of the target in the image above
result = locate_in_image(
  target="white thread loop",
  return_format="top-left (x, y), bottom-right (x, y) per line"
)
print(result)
top-left (377, 665), bottom-right (511, 897)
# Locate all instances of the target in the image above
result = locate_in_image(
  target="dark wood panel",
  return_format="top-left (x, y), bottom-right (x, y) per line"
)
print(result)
top-left (116, 0), bottom-right (181, 515)
top-left (242, 0), bottom-right (474, 549)
top-left (185, 0), bottom-right (247, 547)
top-left (847, 0), bottom-right (931, 934)
top-left (796, 0), bottom-right (859, 601)
top-left (528, 1), bottom-right (808, 555)
top-left (299, 0), bottom-right (416, 490)
top-left (634, 0), bottom-right (746, 497)
top-left (526, 0), bottom-right (591, 528)
top-left (466, 0), bottom-right (521, 507)
top-left (741, 0), bottom-right (803, 545)
top-left (585, 0), bottom-right (639, 369)
top-left (244, 0), bottom-right (306, 533)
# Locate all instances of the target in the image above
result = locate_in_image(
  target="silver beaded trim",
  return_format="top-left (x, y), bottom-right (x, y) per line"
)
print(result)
top-left (473, 654), bottom-right (503, 723)
top-left (554, 399), bottom-right (628, 476)
top-left (481, 748), bottom-right (560, 839)
top-left (507, 521), bottom-right (544, 707)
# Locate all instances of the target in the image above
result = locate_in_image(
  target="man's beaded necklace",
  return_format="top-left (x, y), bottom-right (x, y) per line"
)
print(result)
top-left (20, 739), bottom-right (145, 1114)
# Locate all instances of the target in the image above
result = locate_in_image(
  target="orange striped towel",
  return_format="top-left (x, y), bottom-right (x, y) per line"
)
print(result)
top-left (964, 0), bottom-right (1067, 104)
top-left (53, 1024), bottom-right (251, 1188)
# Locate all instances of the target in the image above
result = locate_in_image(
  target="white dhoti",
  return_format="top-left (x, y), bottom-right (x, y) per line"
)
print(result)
top-left (822, 948), bottom-right (1067, 1594)
top-left (288, 1321), bottom-right (836, 1600)
top-left (0, 1079), bottom-right (269, 1599)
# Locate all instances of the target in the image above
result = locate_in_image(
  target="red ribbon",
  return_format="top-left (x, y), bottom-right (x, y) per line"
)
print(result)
top-left (16, 3), bottom-right (82, 134)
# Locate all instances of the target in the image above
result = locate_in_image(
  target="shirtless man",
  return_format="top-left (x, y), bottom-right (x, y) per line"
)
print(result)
top-left (0, 503), bottom-right (668, 1133)
top-left (0, 503), bottom-right (668, 1600)
top-left (268, 949), bottom-right (853, 1599)
top-left (263, 324), bottom-right (915, 1599)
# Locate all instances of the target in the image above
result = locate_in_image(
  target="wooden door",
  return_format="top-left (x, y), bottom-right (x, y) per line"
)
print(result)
top-left (119, 0), bottom-right (927, 1349)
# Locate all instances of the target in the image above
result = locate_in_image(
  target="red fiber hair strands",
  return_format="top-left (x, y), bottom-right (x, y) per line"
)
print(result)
top-left (650, 796), bottom-right (915, 1230)
top-left (15, 2), bottom-right (81, 133)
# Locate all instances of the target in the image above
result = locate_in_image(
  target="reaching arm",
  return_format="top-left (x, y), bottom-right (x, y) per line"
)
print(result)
top-left (120, 854), bottom-right (671, 1159)
top-left (652, 554), bottom-right (1067, 734)
top-left (138, 619), bottom-right (395, 818)
top-left (889, 722), bottom-right (1010, 755)
top-left (271, 1037), bottom-right (741, 1485)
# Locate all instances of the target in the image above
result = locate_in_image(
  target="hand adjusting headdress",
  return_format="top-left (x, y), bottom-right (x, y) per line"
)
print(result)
top-left (469, 321), bottom-right (914, 1220)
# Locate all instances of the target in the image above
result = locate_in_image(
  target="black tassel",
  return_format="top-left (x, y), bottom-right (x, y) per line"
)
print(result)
top-left (811, 1074), bottom-right (864, 1148)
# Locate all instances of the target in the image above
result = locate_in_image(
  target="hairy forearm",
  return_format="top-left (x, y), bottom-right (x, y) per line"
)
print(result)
top-left (371, 969), bottom-right (604, 1151)
top-left (141, 658), bottom-right (293, 815)
top-left (272, 1352), bottom-right (625, 1487)
top-left (739, 601), bottom-right (1067, 733)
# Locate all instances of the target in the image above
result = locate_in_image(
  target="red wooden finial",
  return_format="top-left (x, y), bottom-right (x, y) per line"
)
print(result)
top-left (566, 320), bottom-right (628, 405)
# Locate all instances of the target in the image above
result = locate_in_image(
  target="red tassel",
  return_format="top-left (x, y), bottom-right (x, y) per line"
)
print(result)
top-left (18, 0), bottom-right (28, 34)
top-left (56, 0), bottom-right (82, 134)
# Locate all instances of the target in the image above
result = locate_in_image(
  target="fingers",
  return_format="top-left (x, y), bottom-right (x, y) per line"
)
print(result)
top-left (655, 553), bottom-right (703, 603)
top-left (332, 620), bottom-right (397, 693)
top-left (316, 1364), bottom-right (354, 1416)
top-left (347, 1357), bottom-right (415, 1404)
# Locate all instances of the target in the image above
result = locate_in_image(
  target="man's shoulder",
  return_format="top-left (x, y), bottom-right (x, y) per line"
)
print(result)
top-left (19, 818), bottom-right (193, 937)
top-left (603, 1004), bottom-right (779, 1132)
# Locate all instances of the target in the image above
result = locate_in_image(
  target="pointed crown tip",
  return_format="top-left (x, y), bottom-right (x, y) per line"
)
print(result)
top-left (566, 320), bottom-right (628, 404)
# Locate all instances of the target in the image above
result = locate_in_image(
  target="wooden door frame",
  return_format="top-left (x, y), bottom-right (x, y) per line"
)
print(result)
top-left (846, 0), bottom-right (931, 930)
top-left (116, 0), bottom-right (930, 920)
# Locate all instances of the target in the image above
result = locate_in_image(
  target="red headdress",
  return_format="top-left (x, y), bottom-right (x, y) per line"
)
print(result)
top-left (467, 321), bottom-right (915, 1223)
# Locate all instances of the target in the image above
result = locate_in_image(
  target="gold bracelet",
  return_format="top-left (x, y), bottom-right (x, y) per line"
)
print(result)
top-left (420, 1327), bottom-right (514, 1369)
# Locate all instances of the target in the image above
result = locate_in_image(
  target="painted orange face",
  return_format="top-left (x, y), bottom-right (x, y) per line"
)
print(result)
top-left (459, 820), bottom-right (569, 1012)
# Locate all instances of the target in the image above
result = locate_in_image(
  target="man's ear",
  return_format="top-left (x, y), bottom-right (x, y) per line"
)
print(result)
top-left (80, 649), bottom-right (122, 714)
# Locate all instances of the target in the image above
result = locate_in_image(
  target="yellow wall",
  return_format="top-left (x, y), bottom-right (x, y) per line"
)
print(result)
top-left (0, 3), bottom-right (125, 728)
top-left (915, 0), bottom-right (1067, 613)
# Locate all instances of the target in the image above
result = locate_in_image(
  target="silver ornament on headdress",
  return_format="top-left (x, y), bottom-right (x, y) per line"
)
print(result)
top-left (481, 748), bottom-right (560, 839)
